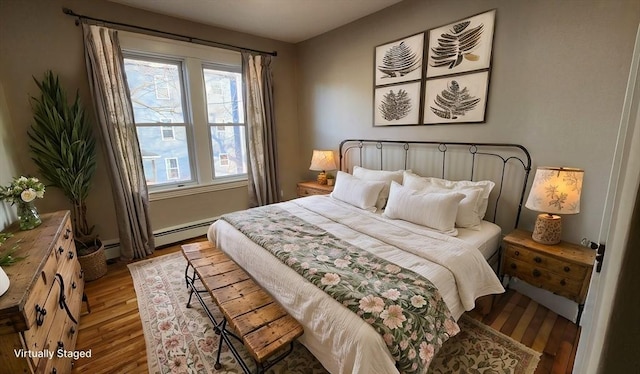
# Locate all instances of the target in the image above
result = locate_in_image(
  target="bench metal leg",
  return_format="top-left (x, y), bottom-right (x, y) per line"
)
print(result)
top-left (214, 318), bottom-right (253, 374)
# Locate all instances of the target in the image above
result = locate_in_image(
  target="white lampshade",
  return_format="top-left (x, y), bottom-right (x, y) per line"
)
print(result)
top-left (525, 167), bottom-right (584, 245)
top-left (525, 167), bottom-right (584, 214)
top-left (309, 150), bottom-right (337, 172)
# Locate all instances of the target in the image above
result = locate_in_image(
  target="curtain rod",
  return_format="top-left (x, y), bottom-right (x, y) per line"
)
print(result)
top-left (62, 7), bottom-right (278, 57)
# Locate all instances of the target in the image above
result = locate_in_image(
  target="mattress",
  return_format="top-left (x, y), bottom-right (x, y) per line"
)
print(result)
top-left (208, 195), bottom-right (504, 374)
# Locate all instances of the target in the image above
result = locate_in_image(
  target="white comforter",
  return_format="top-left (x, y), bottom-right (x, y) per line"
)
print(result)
top-left (208, 195), bottom-right (504, 374)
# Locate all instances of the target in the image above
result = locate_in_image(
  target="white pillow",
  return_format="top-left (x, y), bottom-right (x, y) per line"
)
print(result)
top-left (383, 181), bottom-right (464, 234)
top-left (352, 166), bottom-right (405, 210)
top-left (416, 185), bottom-right (483, 230)
top-left (330, 171), bottom-right (386, 211)
top-left (403, 171), bottom-right (495, 219)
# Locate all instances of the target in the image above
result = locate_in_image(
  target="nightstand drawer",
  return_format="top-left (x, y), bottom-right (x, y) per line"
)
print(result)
top-left (504, 244), bottom-right (588, 281)
top-left (297, 181), bottom-right (334, 197)
top-left (503, 257), bottom-right (583, 302)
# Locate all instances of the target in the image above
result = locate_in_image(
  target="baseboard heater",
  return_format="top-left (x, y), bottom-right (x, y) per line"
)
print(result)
top-left (101, 217), bottom-right (218, 260)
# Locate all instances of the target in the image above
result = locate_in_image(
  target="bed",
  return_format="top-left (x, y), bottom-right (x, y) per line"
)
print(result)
top-left (208, 140), bottom-right (532, 374)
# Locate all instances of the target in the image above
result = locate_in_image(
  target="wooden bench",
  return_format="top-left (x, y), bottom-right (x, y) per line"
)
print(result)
top-left (182, 242), bottom-right (304, 374)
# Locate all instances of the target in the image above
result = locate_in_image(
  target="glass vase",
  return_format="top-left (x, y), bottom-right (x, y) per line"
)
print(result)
top-left (17, 201), bottom-right (42, 230)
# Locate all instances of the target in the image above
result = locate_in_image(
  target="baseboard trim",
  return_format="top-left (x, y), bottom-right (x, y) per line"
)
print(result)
top-left (101, 217), bottom-right (218, 260)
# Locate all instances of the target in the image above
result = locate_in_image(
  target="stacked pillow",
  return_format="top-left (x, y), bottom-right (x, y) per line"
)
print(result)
top-left (383, 181), bottom-right (464, 235)
top-left (352, 166), bottom-right (405, 210)
top-left (330, 171), bottom-right (386, 211)
top-left (328, 167), bottom-right (495, 234)
top-left (402, 171), bottom-right (495, 230)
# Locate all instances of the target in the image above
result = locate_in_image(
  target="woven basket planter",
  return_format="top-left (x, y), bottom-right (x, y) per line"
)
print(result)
top-left (78, 240), bottom-right (107, 282)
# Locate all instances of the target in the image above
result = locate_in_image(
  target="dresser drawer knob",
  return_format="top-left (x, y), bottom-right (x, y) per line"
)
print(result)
top-left (510, 263), bottom-right (517, 270)
top-left (532, 269), bottom-right (541, 277)
top-left (52, 368), bottom-right (57, 374)
top-left (35, 304), bottom-right (47, 326)
top-left (69, 326), bottom-right (76, 336)
top-left (64, 228), bottom-right (71, 239)
top-left (560, 279), bottom-right (567, 286)
top-left (58, 246), bottom-right (64, 255)
top-left (79, 270), bottom-right (84, 279)
top-left (564, 266), bottom-right (571, 272)
top-left (72, 281), bottom-right (77, 289)
top-left (534, 257), bottom-right (542, 263)
top-left (68, 251), bottom-right (75, 259)
top-left (514, 250), bottom-right (520, 256)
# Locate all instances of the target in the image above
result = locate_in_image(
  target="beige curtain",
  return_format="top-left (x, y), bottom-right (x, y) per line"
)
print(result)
top-left (83, 25), bottom-right (154, 260)
top-left (243, 53), bottom-right (280, 206)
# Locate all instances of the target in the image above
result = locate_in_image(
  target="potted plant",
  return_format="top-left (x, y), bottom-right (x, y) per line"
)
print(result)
top-left (28, 71), bottom-right (107, 281)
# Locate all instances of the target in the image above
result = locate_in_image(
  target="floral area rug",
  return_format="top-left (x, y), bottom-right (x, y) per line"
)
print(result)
top-left (128, 252), bottom-right (540, 374)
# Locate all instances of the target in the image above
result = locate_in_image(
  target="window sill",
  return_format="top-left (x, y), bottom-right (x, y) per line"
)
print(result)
top-left (148, 179), bottom-right (248, 201)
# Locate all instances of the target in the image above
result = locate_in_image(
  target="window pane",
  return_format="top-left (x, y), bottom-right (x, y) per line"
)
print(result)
top-left (124, 58), bottom-right (185, 123)
top-left (137, 126), bottom-right (192, 186)
top-left (203, 68), bottom-right (244, 124)
top-left (210, 125), bottom-right (246, 177)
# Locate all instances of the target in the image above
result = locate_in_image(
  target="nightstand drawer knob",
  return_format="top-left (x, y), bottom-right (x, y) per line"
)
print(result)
top-left (564, 266), bottom-right (571, 272)
top-left (514, 250), bottom-right (520, 256)
top-left (560, 279), bottom-right (567, 286)
top-left (532, 269), bottom-right (542, 277)
top-left (534, 256), bottom-right (542, 263)
top-left (510, 263), bottom-right (517, 270)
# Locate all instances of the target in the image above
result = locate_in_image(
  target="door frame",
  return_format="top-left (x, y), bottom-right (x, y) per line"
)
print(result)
top-left (573, 23), bottom-right (640, 374)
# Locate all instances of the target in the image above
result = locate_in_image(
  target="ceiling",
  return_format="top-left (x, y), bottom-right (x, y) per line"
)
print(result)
top-left (108, 0), bottom-right (403, 43)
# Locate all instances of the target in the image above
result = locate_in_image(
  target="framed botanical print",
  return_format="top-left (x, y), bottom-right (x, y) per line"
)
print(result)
top-left (375, 33), bottom-right (424, 86)
top-left (374, 81), bottom-right (421, 126)
top-left (423, 71), bottom-right (490, 124)
top-left (426, 9), bottom-right (496, 78)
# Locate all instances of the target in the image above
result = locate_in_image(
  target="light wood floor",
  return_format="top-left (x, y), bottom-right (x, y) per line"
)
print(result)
top-left (72, 240), bottom-right (579, 374)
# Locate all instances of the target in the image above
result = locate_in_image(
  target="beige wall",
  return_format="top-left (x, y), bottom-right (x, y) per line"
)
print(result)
top-left (0, 79), bottom-right (19, 230)
top-left (296, 0), bottom-right (640, 244)
top-left (0, 0), bottom-right (299, 242)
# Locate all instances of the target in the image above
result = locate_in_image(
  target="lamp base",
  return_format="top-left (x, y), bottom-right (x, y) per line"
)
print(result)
top-left (532, 214), bottom-right (562, 245)
top-left (316, 171), bottom-right (327, 185)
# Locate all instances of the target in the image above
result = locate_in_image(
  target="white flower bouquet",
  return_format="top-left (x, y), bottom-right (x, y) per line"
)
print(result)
top-left (0, 176), bottom-right (45, 204)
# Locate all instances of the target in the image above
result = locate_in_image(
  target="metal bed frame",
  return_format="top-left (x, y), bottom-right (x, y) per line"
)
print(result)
top-left (338, 139), bottom-right (532, 230)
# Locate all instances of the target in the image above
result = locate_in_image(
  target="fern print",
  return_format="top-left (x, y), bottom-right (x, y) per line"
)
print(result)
top-left (378, 41), bottom-right (421, 79)
top-left (430, 80), bottom-right (480, 119)
top-left (430, 21), bottom-right (484, 69)
top-left (379, 89), bottom-right (412, 121)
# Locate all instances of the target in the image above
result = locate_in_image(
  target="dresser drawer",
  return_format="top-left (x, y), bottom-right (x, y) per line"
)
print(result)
top-left (23, 248), bottom-right (59, 329)
top-left (503, 256), bottom-right (583, 302)
top-left (54, 218), bottom-right (74, 264)
top-left (23, 278), bottom-right (62, 368)
top-left (504, 244), bottom-right (588, 280)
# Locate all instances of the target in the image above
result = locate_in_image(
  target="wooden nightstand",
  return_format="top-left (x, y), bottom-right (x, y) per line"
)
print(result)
top-left (501, 229), bottom-right (596, 323)
top-left (296, 181), bottom-right (334, 197)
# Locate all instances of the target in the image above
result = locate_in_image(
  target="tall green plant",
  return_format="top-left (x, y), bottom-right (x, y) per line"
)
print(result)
top-left (28, 71), bottom-right (97, 240)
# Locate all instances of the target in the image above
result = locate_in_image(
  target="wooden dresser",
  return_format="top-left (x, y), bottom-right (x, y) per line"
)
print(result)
top-left (296, 181), bottom-right (334, 197)
top-left (0, 211), bottom-right (85, 373)
top-left (502, 229), bottom-right (595, 323)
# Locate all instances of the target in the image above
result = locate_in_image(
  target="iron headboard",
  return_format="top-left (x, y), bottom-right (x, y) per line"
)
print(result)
top-left (338, 139), bottom-right (532, 230)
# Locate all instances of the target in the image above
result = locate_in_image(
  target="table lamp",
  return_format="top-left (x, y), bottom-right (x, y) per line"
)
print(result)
top-left (525, 167), bottom-right (584, 245)
top-left (309, 150), bottom-right (337, 185)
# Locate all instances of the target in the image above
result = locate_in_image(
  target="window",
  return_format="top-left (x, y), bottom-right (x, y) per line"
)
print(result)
top-left (165, 158), bottom-right (180, 180)
top-left (161, 126), bottom-right (175, 141)
top-left (153, 75), bottom-right (171, 100)
top-left (203, 66), bottom-right (247, 178)
top-left (124, 57), bottom-right (192, 187)
top-left (120, 31), bottom-right (247, 191)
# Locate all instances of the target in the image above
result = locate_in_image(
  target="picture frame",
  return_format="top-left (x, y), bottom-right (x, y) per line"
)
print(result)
top-left (423, 71), bottom-right (490, 124)
top-left (426, 9), bottom-right (496, 78)
top-left (374, 33), bottom-right (424, 86)
top-left (374, 81), bottom-right (422, 126)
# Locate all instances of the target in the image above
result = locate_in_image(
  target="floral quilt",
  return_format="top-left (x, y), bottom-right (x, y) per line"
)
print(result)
top-left (221, 205), bottom-right (460, 373)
